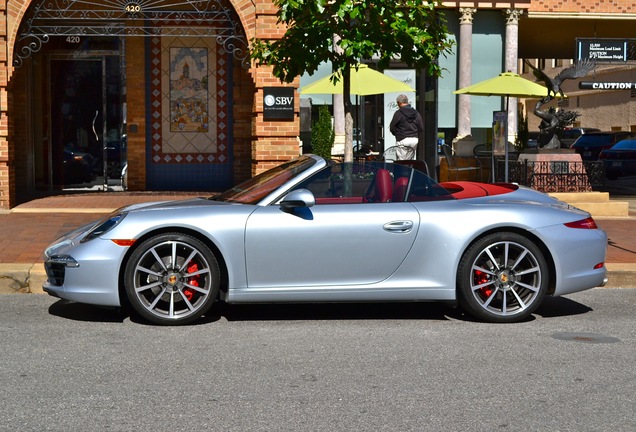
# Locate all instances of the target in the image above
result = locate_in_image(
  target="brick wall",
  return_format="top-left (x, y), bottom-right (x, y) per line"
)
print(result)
top-left (0, 0), bottom-right (11, 208)
top-left (125, 37), bottom-right (147, 191)
top-left (249, 0), bottom-right (301, 176)
top-left (529, 1), bottom-right (636, 13)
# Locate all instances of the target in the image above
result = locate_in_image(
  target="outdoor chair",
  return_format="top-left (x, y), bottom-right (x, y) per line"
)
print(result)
top-left (442, 144), bottom-right (482, 181)
top-left (383, 145), bottom-right (415, 162)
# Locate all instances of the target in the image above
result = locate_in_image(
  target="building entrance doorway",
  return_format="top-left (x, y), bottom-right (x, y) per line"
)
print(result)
top-left (45, 52), bottom-right (126, 190)
top-left (14, 0), bottom-right (251, 201)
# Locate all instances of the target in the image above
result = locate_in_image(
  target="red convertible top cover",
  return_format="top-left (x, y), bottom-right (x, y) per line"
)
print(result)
top-left (440, 182), bottom-right (519, 199)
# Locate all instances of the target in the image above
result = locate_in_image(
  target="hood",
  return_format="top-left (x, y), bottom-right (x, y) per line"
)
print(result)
top-left (121, 197), bottom-right (230, 213)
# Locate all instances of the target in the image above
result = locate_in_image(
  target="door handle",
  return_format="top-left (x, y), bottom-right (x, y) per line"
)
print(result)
top-left (383, 221), bottom-right (414, 233)
top-left (92, 110), bottom-right (99, 142)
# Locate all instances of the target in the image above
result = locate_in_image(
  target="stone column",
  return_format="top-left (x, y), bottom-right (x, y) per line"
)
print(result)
top-left (504, 9), bottom-right (524, 144)
top-left (457, 7), bottom-right (476, 138)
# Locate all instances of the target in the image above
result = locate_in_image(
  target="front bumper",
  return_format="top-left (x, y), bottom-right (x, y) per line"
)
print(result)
top-left (43, 237), bottom-right (128, 307)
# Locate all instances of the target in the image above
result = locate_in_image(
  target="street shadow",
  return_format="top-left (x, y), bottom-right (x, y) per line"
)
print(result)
top-left (48, 299), bottom-right (221, 326)
top-left (48, 296), bottom-right (592, 325)
top-left (212, 302), bottom-right (463, 322)
top-left (48, 299), bottom-right (462, 323)
top-left (48, 299), bottom-right (128, 323)
top-left (533, 295), bottom-right (593, 318)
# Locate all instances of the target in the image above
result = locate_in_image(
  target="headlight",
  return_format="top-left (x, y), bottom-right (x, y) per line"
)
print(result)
top-left (46, 254), bottom-right (80, 268)
top-left (81, 212), bottom-right (127, 243)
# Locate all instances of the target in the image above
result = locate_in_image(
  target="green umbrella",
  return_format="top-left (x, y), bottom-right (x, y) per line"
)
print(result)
top-left (300, 64), bottom-right (414, 95)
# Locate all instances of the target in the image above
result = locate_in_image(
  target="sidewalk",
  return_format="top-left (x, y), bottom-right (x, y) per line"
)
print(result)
top-left (0, 191), bottom-right (634, 293)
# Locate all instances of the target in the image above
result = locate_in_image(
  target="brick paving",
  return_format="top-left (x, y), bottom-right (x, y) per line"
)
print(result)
top-left (0, 191), bottom-right (634, 265)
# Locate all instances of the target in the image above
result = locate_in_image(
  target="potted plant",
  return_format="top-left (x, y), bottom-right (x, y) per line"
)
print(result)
top-left (311, 106), bottom-right (335, 159)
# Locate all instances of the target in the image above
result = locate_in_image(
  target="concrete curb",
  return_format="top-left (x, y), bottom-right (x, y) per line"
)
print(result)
top-left (604, 263), bottom-right (636, 288)
top-left (0, 264), bottom-right (46, 294)
top-left (1, 263), bottom-right (634, 295)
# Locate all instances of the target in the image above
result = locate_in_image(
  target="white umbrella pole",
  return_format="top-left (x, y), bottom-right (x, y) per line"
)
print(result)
top-left (504, 96), bottom-right (509, 183)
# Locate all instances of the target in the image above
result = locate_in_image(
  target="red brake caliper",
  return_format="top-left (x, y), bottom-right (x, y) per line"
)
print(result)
top-left (475, 270), bottom-right (493, 298)
top-left (183, 262), bottom-right (200, 301)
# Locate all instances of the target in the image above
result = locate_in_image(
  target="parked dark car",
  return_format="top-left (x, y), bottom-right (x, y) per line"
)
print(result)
top-left (570, 131), bottom-right (636, 161)
top-left (526, 131), bottom-right (539, 149)
top-left (63, 148), bottom-right (95, 184)
top-left (560, 127), bottom-right (600, 148)
top-left (599, 139), bottom-right (636, 180)
top-left (93, 138), bottom-right (127, 178)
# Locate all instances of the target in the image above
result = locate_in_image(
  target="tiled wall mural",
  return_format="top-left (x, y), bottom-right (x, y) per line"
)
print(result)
top-left (150, 37), bottom-right (228, 165)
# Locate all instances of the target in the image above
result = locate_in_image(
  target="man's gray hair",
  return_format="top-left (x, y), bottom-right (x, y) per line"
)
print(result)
top-left (396, 94), bottom-right (409, 104)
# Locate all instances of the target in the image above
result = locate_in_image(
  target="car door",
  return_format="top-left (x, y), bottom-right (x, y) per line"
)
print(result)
top-left (244, 202), bottom-right (419, 288)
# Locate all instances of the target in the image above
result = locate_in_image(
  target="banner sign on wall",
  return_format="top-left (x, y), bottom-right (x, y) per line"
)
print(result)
top-left (263, 87), bottom-right (295, 120)
top-left (383, 70), bottom-right (416, 150)
top-left (492, 111), bottom-right (507, 156)
top-left (576, 38), bottom-right (632, 63)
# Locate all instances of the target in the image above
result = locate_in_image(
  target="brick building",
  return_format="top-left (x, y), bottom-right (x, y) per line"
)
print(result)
top-left (0, 0), bottom-right (299, 209)
top-left (0, 0), bottom-right (634, 209)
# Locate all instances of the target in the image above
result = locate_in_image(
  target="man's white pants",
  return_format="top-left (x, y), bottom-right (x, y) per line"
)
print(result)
top-left (396, 137), bottom-right (418, 160)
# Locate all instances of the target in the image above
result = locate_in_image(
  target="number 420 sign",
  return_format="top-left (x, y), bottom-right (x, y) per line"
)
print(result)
top-left (125, 2), bottom-right (142, 12)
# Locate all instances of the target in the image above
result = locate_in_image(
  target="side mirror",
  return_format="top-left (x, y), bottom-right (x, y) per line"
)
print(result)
top-left (280, 189), bottom-right (315, 210)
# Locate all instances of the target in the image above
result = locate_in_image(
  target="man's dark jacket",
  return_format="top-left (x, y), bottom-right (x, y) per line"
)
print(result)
top-left (389, 105), bottom-right (424, 142)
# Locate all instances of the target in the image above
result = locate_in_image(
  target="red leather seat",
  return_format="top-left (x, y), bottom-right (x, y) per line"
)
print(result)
top-left (392, 176), bottom-right (409, 202)
top-left (371, 169), bottom-right (393, 203)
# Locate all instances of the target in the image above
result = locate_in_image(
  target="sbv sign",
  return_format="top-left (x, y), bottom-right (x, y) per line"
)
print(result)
top-left (263, 87), bottom-right (295, 120)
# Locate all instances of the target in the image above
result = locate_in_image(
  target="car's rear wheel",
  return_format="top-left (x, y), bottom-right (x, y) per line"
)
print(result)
top-left (457, 232), bottom-right (548, 323)
top-left (124, 233), bottom-right (220, 325)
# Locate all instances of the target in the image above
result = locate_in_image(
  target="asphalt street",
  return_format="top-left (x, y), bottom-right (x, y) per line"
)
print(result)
top-left (1, 289), bottom-right (635, 431)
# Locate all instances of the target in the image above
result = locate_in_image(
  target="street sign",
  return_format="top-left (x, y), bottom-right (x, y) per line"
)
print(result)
top-left (579, 82), bottom-right (636, 90)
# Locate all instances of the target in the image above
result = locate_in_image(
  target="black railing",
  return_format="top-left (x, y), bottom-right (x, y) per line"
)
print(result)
top-left (496, 160), bottom-right (605, 193)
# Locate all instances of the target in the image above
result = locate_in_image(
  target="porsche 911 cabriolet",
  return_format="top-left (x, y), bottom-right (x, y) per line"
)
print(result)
top-left (43, 155), bottom-right (607, 325)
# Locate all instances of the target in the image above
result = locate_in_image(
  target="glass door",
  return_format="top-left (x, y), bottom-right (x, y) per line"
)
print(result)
top-left (46, 53), bottom-right (125, 190)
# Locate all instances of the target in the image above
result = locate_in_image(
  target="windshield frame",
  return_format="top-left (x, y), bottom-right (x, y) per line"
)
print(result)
top-left (212, 156), bottom-right (319, 205)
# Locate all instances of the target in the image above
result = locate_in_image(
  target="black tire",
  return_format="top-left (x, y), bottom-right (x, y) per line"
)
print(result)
top-left (124, 233), bottom-right (220, 325)
top-left (605, 170), bottom-right (619, 181)
top-left (457, 232), bottom-right (548, 323)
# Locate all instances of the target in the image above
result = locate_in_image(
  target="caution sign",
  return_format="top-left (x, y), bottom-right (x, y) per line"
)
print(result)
top-left (576, 38), bottom-right (633, 63)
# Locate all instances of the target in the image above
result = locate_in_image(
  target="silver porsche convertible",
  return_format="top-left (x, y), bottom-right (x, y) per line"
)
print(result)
top-left (43, 155), bottom-right (608, 325)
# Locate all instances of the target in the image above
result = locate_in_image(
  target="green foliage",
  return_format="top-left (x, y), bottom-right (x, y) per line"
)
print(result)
top-left (251, 0), bottom-right (452, 83)
top-left (250, 0), bottom-right (453, 162)
top-left (311, 106), bottom-right (335, 159)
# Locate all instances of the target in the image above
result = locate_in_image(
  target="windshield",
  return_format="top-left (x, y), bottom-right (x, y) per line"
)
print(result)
top-left (612, 140), bottom-right (636, 150)
top-left (291, 160), bottom-right (453, 203)
top-left (212, 156), bottom-right (318, 204)
top-left (577, 135), bottom-right (612, 145)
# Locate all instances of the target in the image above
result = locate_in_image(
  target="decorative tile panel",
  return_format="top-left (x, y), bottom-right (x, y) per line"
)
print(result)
top-left (150, 36), bottom-right (228, 165)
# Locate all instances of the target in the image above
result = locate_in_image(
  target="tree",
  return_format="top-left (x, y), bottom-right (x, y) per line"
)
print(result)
top-left (251, 0), bottom-right (453, 163)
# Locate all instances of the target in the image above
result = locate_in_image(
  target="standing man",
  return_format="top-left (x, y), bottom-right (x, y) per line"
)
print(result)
top-left (389, 94), bottom-right (423, 160)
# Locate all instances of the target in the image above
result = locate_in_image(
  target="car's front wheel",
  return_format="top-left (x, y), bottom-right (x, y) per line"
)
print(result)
top-left (124, 233), bottom-right (220, 325)
top-left (457, 232), bottom-right (548, 323)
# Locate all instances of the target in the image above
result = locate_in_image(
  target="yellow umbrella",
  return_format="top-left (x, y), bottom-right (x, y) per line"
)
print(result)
top-left (301, 64), bottom-right (414, 95)
top-left (453, 72), bottom-right (553, 98)
top-left (454, 72), bottom-right (559, 183)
